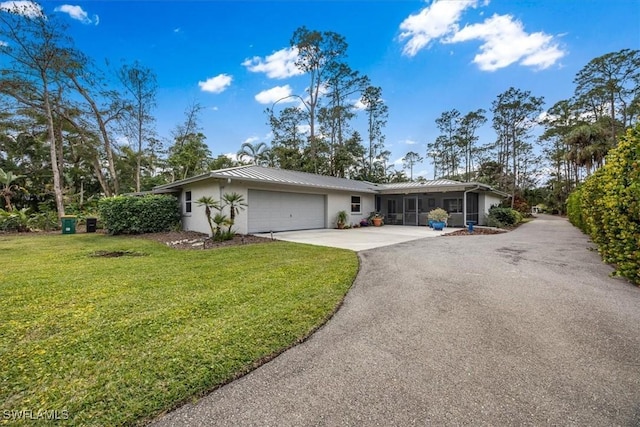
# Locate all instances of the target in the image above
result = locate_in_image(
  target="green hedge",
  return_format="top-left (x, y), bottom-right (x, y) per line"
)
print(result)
top-left (566, 124), bottom-right (640, 285)
top-left (566, 187), bottom-right (585, 232)
top-left (98, 195), bottom-right (180, 235)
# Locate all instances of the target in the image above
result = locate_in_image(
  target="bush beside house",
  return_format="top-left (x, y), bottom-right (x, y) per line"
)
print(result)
top-left (486, 206), bottom-right (522, 228)
top-left (566, 124), bottom-right (640, 285)
top-left (98, 195), bottom-right (181, 235)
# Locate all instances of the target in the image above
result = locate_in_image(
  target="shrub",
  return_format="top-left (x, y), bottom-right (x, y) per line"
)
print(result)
top-left (98, 195), bottom-right (180, 235)
top-left (487, 207), bottom-right (521, 228)
top-left (427, 208), bottom-right (449, 222)
top-left (27, 211), bottom-right (59, 231)
top-left (0, 208), bottom-right (31, 232)
top-left (565, 187), bottom-right (585, 232)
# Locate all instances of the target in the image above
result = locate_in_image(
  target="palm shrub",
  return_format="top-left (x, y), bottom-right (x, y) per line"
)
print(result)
top-left (196, 196), bottom-right (221, 237)
top-left (222, 192), bottom-right (247, 233)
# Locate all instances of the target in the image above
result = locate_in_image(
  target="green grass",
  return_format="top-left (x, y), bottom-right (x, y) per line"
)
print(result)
top-left (0, 234), bottom-right (358, 426)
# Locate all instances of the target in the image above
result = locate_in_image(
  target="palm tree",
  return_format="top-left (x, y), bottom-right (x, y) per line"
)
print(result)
top-left (237, 142), bottom-right (271, 166)
top-left (212, 213), bottom-right (230, 240)
top-left (196, 196), bottom-right (220, 236)
top-left (0, 168), bottom-right (25, 212)
top-left (221, 192), bottom-right (247, 232)
top-left (566, 124), bottom-right (608, 177)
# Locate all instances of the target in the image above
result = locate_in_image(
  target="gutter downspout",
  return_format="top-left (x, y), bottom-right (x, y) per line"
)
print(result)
top-left (463, 185), bottom-right (481, 227)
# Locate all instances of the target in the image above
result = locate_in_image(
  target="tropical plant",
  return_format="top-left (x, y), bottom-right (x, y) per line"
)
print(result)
top-left (212, 213), bottom-right (231, 241)
top-left (237, 141), bottom-right (271, 166)
top-left (0, 168), bottom-right (25, 211)
top-left (336, 210), bottom-right (348, 228)
top-left (196, 196), bottom-right (221, 237)
top-left (0, 207), bottom-right (30, 232)
top-left (222, 192), bottom-right (247, 231)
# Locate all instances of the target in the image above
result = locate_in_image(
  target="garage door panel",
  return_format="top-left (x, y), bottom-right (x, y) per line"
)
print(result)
top-left (248, 190), bottom-right (325, 233)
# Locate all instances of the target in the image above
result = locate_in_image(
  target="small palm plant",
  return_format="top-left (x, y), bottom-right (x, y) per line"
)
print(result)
top-left (222, 192), bottom-right (247, 233)
top-left (196, 196), bottom-right (221, 237)
top-left (212, 212), bottom-right (231, 241)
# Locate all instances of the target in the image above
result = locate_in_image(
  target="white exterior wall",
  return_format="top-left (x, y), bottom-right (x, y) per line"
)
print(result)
top-left (181, 179), bottom-right (221, 235)
top-left (326, 192), bottom-right (375, 228)
top-left (478, 193), bottom-right (504, 226)
top-left (180, 179), bottom-right (375, 234)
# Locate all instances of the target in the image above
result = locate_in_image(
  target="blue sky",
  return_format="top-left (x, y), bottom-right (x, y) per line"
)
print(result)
top-left (13, 1), bottom-right (640, 178)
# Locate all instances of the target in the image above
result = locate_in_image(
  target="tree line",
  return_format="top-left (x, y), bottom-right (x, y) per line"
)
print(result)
top-left (1, 1), bottom-right (638, 220)
top-left (422, 49), bottom-right (639, 211)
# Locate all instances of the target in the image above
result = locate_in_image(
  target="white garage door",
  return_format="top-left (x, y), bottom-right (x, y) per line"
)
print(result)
top-left (248, 190), bottom-right (326, 233)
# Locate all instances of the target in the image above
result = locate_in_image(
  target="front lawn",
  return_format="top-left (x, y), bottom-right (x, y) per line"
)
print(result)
top-left (0, 234), bottom-right (358, 426)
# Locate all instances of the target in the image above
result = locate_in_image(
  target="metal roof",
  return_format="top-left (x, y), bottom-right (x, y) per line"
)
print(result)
top-left (155, 165), bottom-right (380, 193)
top-left (154, 165), bottom-right (509, 197)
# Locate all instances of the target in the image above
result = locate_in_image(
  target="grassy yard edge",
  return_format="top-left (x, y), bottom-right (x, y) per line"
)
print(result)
top-left (146, 252), bottom-right (361, 424)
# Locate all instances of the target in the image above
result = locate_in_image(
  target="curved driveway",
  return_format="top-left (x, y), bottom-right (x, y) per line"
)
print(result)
top-left (153, 215), bottom-right (640, 426)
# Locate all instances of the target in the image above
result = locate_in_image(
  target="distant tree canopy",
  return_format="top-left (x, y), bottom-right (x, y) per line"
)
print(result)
top-left (0, 2), bottom-right (636, 219)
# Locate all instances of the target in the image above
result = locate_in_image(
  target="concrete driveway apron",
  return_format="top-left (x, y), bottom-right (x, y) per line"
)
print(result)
top-left (152, 215), bottom-right (640, 426)
top-left (254, 225), bottom-right (447, 251)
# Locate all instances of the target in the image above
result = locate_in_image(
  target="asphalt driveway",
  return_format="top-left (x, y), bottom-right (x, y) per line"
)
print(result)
top-left (152, 215), bottom-right (640, 426)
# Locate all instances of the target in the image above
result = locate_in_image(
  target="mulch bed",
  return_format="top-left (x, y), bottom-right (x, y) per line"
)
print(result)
top-left (136, 231), bottom-right (276, 250)
top-left (443, 227), bottom-right (507, 236)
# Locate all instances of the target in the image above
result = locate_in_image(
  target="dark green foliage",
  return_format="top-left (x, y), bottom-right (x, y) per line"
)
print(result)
top-left (98, 195), bottom-right (180, 235)
top-left (27, 210), bottom-right (59, 231)
top-left (566, 187), bottom-right (585, 232)
top-left (487, 206), bottom-right (522, 228)
top-left (0, 208), bottom-right (30, 232)
top-left (566, 124), bottom-right (640, 284)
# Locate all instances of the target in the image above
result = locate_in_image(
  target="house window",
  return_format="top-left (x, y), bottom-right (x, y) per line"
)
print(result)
top-left (444, 198), bottom-right (463, 213)
top-left (351, 196), bottom-right (361, 214)
top-left (185, 191), bottom-right (192, 214)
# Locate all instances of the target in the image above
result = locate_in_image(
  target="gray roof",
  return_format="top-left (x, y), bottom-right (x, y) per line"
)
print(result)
top-left (154, 165), bottom-right (508, 197)
top-left (154, 165), bottom-right (380, 193)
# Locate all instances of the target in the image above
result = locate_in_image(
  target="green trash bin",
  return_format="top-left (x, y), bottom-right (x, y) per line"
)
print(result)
top-left (61, 215), bottom-right (77, 234)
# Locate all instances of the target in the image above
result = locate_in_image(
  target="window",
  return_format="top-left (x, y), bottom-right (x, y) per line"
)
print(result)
top-left (185, 191), bottom-right (192, 214)
top-left (444, 198), bottom-right (463, 213)
top-left (351, 196), bottom-right (361, 214)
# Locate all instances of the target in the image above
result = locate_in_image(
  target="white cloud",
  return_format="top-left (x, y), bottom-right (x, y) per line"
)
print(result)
top-left (398, 0), bottom-right (564, 71)
top-left (254, 85), bottom-right (296, 104)
top-left (54, 4), bottom-right (98, 25)
top-left (297, 124), bottom-right (310, 135)
top-left (447, 14), bottom-right (565, 71)
top-left (242, 47), bottom-right (302, 79)
top-left (198, 74), bottom-right (232, 94)
top-left (404, 139), bottom-right (418, 145)
top-left (243, 136), bottom-right (260, 144)
top-left (0, 1), bottom-right (43, 17)
top-left (399, 0), bottom-right (482, 56)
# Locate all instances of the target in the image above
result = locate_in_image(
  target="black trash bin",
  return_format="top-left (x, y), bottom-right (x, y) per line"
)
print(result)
top-left (86, 217), bottom-right (97, 233)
